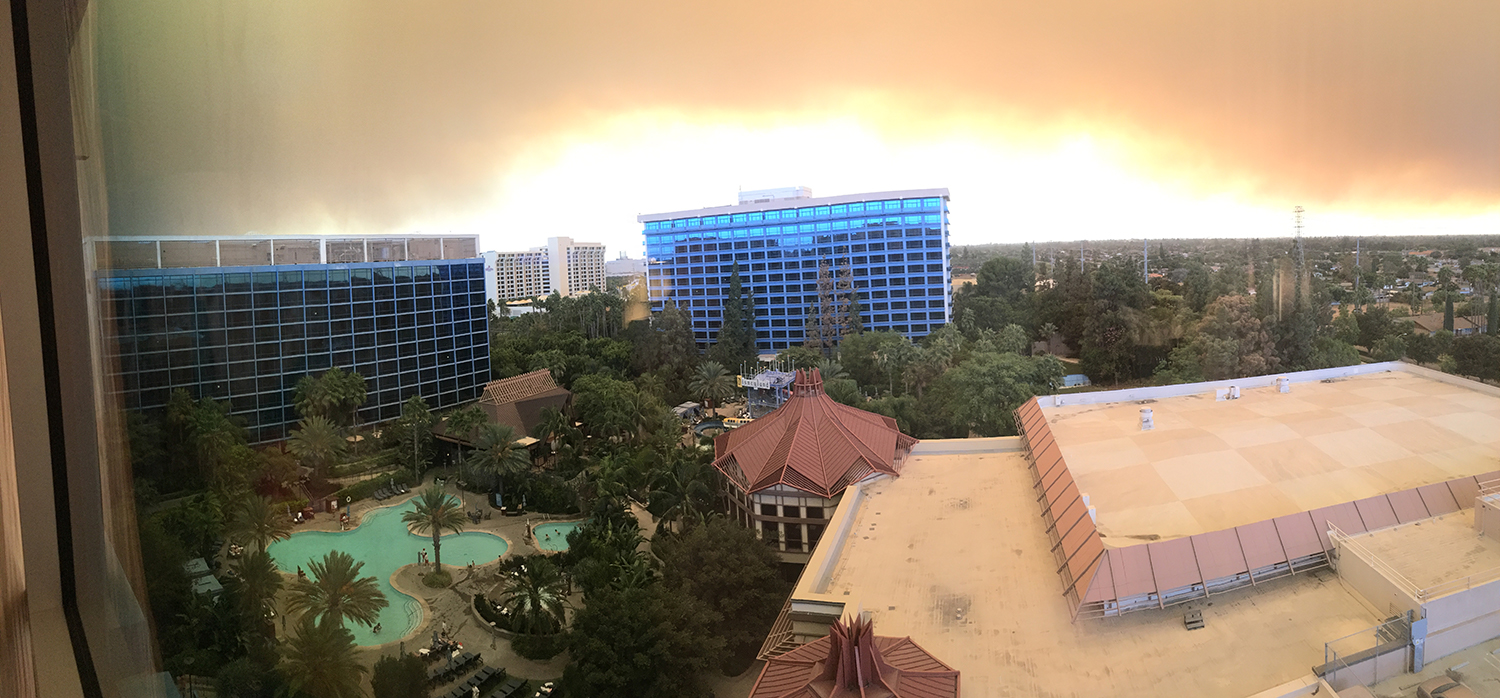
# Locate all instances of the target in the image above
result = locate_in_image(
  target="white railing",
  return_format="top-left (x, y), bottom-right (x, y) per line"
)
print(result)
top-left (1330, 521), bottom-right (1500, 602)
top-left (1327, 522), bottom-right (1423, 599)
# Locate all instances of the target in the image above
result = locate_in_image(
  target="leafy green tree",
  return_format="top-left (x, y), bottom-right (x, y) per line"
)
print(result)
top-left (942, 352), bottom-right (1063, 436)
top-left (494, 555), bottom-right (569, 635)
top-left (286, 550), bottom-right (389, 629)
top-left (466, 423), bottom-right (532, 491)
top-left (1371, 335), bottom-right (1406, 362)
top-left (1453, 335), bottom-right (1500, 382)
top-left (1407, 332), bottom-right (1441, 364)
top-left (628, 303), bottom-right (698, 400)
top-left (1182, 263), bottom-right (1219, 313)
top-left (953, 255), bottom-right (1034, 335)
top-left (655, 517), bottom-right (790, 675)
top-left (1198, 295), bottom-right (1280, 378)
top-left (1355, 307), bottom-right (1402, 349)
top-left (287, 416), bottom-right (346, 478)
top-left (573, 374), bottom-right (641, 440)
top-left (1079, 257), bottom-right (1154, 383)
top-left (561, 583), bottom-right (723, 698)
top-left (708, 263), bottom-right (757, 370)
top-left (228, 496), bottom-right (292, 554)
top-left (688, 361), bottom-right (735, 411)
top-left (840, 331), bottom-right (914, 395)
top-left (402, 487), bottom-right (467, 570)
top-left (216, 655), bottom-right (282, 698)
top-left (279, 615), bottom-right (367, 698)
top-left (293, 367), bottom-right (368, 426)
top-left (1309, 337), bottom-right (1362, 370)
top-left (371, 654), bottom-right (429, 698)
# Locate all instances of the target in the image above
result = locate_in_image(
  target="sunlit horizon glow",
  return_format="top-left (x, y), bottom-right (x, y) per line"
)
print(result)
top-left (96, 1), bottom-right (1500, 256)
top-left (434, 108), bottom-right (1499, 257)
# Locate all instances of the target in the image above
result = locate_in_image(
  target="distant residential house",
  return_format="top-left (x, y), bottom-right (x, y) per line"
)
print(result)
top-left (1408, 313), bottom-right (1487, 337)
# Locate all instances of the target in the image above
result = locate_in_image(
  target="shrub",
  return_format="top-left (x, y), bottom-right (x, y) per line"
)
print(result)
top-left (510, 631), bottom-right (566, 660)
top-left (336, 469), bottom-right (418, 503)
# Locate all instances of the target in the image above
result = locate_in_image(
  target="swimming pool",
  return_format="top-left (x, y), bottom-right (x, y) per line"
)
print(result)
top-left (533, 521), bottom-right (583, 552)
top-left (267, 495), bottom-right (508, 646)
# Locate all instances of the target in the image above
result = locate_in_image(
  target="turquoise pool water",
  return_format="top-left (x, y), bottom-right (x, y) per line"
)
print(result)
top-left (533, 521), bottom-right (583, 552)
top-left (267, 496), bottom-right (508, 646)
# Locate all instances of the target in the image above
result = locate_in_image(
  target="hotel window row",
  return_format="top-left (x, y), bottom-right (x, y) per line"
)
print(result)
top-left (641, 190), bottom-right (952, 350)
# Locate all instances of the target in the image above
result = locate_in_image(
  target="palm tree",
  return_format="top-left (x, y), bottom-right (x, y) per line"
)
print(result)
top-left (288, 416), bottom-right (346, 478)
top-left (689, 361), bottom-right (735, 411)
top-left (647, 456), bottom-right (716, 534)
top-left (285, 550), bottom-right (388, 629)
top-left (445, 404), bottom-right (488, 446)
top-left (402, 487), bottom-right (467, 570)
top-left (226, 550), bottom-right (283, 635)
top-left (293, 366), bottom-right (369, 427)
top-left (814, 357), bottom-right (848, 381)
top-left (467, 423), bottom-right (531, 491)
top-left (229, 495), bottom-right (292, 554)
top-left (493, 557), bottom-right (569, 635)
top-left (530, 406), bottom-right (572, 451)
top-left (280, 615), bottom-right (367, 698)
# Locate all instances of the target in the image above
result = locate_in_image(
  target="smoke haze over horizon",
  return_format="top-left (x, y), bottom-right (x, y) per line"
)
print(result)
top-left (97, 0), bottom-right (1500, 254)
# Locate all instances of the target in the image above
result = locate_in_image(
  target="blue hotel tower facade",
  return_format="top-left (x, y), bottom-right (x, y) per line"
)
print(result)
top-left (92, 235), bottom-right (492, 442)
top-left (639, 188), bottom-right (952, 352)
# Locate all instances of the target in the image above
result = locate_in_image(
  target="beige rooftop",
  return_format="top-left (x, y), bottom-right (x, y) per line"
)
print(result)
top-left (803, 442), bottom-right (1379, 697)
top-left (1046, 370), bottom-right (1500, 543)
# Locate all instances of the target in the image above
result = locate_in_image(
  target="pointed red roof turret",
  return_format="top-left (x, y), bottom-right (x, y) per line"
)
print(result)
top-left (712, 368), bottom-right (917, 498)
top-left (748, 616), bottom-right (960, 698)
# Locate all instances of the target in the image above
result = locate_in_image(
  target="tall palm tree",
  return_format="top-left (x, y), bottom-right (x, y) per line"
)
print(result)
top-left (288, 416), bottom-right (346, 478)
top-left (226, 550), bottom-right (283, 635)
top-left (647, 456), bottom-right (716, 534)
top-left (467, 423), bottom-right (531, 491)
top-left (493, 557), bottom-right (568, 635)
top-left (530, 406), bottom-right (573, 450)
top-left (688, 361), bottom-right (735, 411)
top-left (285, 550), bottom-right (388, 629)
top-left (229, 495), bottom-right (292, 554)
top-left (280, 615), bottom-right (367, 698)
top-left (402, 487), bottom-right (467, 570)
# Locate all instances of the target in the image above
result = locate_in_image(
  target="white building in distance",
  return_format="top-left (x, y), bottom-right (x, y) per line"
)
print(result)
top-left (605, 252), bottom-right (647, 277)
top-left (487, 236), bottom-right (605, 301)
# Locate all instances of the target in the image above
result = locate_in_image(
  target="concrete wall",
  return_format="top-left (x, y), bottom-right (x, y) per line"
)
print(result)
top-left (1337, 543), bottom-right (1422, 620)
top-left (1423, 578), bottom-right (1500, 660)
top-left (1477, 497), bottom-right (1500, 538)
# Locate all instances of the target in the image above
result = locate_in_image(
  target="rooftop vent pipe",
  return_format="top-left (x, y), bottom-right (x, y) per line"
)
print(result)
top-left (1277, 377), bottom-right (1290, 393)
top-left (1140, 408), bottom-right (1154, 431)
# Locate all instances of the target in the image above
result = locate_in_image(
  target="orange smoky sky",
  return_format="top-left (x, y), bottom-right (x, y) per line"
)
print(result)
top-left (96, 0), bottom-right (1499, 253)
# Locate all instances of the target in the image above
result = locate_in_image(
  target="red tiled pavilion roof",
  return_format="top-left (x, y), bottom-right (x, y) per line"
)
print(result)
top-left (712, 368), bottom-right (917, 498)
top-left (748, 616), bottom-right (960, 698)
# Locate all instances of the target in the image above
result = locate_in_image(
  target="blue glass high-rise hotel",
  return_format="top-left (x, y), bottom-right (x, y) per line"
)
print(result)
top-left (91, 235), bottom-right (491, 442)
top-left (639, 187), bottom-right (952, 352)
